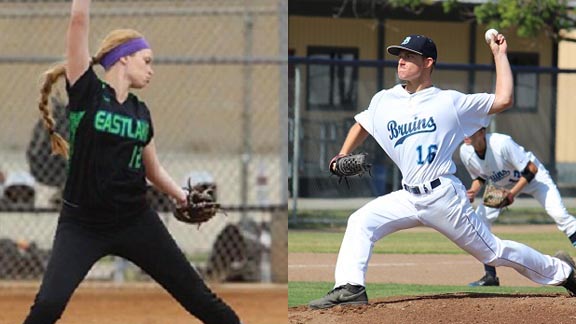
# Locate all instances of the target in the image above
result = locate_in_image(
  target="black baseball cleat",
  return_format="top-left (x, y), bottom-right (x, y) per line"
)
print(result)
top-left (554, 250), bottom-right (576, 296)
top-left (308, 283), bottom-right (368, 309)
top-left (468, 273), bottom-right (500, 287)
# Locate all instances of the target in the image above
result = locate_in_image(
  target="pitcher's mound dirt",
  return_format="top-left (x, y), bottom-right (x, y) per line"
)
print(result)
top-left (289, 293), bottom-right (576, 324)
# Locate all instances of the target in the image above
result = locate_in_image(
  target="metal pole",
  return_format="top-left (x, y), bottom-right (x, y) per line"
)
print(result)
top-left (271, 0), bottom-right (289, 283)
top-left (278, 0), bottom-right (289, 206)
top-left (291, 67), bottom-right (301, 223)
top-left (241, 6), bottom-right (254, 220)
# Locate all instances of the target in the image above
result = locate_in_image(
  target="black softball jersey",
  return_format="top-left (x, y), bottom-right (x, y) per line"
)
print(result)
top-left (63, 67), bottom-right (154, 218)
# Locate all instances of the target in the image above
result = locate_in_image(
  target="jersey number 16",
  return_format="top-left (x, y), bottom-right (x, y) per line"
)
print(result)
top-left (416, 144), bottom-right (438, 165)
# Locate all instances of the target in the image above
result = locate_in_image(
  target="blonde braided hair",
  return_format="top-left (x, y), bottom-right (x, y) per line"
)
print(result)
top-left (37, 29), bottom-right (144, 159)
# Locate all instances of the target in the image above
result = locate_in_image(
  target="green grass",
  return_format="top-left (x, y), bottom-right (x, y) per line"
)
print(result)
top-left (288, 226), bottom-right (575, 255)
top-left (288, 281), bottom-right (567, 307)
top-left (289, 207), bottom-right (576, 229)
top-left (288, 207), bottom-right (576, 308)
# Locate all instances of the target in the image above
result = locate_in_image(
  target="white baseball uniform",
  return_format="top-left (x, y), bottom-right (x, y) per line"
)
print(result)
top-left (459, 133), bottom-right (576, 238)
top-left (333, 84), bottom-right (571, 287)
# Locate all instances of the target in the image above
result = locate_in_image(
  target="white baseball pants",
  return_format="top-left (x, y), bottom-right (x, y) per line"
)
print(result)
top-left (334, 175), bottom-right (572, 288)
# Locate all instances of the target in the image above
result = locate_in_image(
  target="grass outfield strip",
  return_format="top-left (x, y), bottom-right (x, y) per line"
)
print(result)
top-left (289, 219), bottom-right (576, 308)
top-left (288, 226), bottom-right (575, 254)
top-left (288, 281), bottom-right (568, 307)
top-left (290, 208), bottom-right (576, 229)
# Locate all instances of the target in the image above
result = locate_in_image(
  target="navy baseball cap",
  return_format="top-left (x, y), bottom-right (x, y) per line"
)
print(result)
top-left (387, 35), bottom-right (437, 62)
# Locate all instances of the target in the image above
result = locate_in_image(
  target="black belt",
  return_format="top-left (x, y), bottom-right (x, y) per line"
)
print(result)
top-left (403, 178), bottom-right (441, 195)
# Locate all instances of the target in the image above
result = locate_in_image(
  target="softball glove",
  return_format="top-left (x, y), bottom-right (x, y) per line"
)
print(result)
top-left (173, 180), bottom-right (223, 227)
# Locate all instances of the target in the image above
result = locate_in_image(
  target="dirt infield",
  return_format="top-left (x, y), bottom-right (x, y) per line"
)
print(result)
top-left (289, 225), bottom-right (576, 323)
top-left (289, 252), bottom-right (576, 323)
top-left (290, 293), bottom-right (576, 324)
top-left (289, 253), bottom-right (543, 287)
top-left (0, 283), bottom-right (287, 324)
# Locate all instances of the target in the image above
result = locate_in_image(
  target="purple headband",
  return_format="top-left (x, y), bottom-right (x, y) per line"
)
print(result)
top-left (99, 37), bottom-right (150, 70)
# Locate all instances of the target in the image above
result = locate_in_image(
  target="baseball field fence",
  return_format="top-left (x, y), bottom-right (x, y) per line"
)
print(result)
top-left (288, 56), bottom-right (576, 224)
top-left (0, 0), bottom-right (288, 285)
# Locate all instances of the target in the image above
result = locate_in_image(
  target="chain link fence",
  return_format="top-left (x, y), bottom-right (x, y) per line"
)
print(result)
top-left (0, 0), bottom-right (287, 284)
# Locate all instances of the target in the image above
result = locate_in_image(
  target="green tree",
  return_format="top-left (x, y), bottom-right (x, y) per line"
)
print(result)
top-left (445, 0), bottom-right (575, 41)
top-left (336, 0), bottom-right (576, 42)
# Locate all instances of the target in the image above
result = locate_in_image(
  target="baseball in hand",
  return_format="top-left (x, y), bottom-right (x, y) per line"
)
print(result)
top-left (484, 28), bottom-right (498, 44)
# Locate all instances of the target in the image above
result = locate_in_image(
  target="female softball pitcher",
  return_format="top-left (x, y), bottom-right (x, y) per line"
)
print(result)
top-left (309, 33), bottom-right (576, 309)
top-left (23, 1), bottom-right (240, 323)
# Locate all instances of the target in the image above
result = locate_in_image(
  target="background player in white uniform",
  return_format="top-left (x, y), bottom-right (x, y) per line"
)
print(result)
top-left (460, 124), bottom-right (576, 287)
top-left (308, 33), bottom-right (576, 309)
